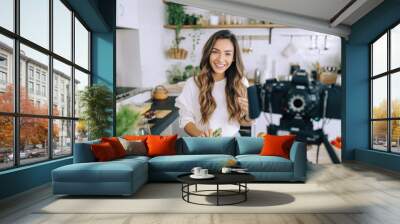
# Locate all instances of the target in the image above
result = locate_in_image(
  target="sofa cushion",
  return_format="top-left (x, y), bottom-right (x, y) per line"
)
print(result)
top-left (123, 135), bottom-right (148, 142)
top-left (236, 155), bottom-right (293, 172)
top-left (53, 159), bottom-right (147, 183)
top-left (91, 142), bottom-right (118, 161)
top-left (236, 137), bottom-right (263, 155)
top-left (73, 140), bottom-right (100, 163)
top-left (147, 135), bottom-right (178, 157)
top-left (148, 154), bottom-right (235, 172)
top-left (115, 155), bottom-right (150, 163)
top-left (178, 137), bottom-right (236, 155)
top-left (101, 137), bottom-right (127, 158)
top-left (260, 134), bottom-right (295, 159)
top-left (119, 138), bottom-right (147, 156)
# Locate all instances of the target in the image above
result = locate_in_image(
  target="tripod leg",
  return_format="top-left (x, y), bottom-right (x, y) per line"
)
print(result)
top-left (322, 135), bottom-right (340, 164)
top-left (316, 144), bottom-right (320, 164)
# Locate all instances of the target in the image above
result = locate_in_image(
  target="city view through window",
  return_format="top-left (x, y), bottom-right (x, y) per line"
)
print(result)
top-left (0, 0), bottom-right (90, 170)
top-left (371, 23), bottom-right (400, 153)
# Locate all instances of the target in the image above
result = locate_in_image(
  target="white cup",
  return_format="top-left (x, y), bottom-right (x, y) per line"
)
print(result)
top-left (191, 167), bottom-right (202, 176)
top-left (200, 169), bottom-right (208, 176)
top-left (221, 167), bottom-right (232, 174)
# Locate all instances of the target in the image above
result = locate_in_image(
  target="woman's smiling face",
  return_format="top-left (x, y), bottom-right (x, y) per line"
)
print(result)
top-left (209, 38), bottom-right (234, 77)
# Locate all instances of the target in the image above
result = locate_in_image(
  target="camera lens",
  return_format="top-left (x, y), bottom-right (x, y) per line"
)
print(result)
top-left (294, 99), bottom-right (303, 108)
top-left (288, 95), bottom-right (306, 113)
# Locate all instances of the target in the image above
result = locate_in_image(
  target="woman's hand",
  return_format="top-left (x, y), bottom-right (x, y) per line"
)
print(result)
top-left (200, 129), bottom-right (213, 137)
top-left (184, 123), bottom-right (214, 137)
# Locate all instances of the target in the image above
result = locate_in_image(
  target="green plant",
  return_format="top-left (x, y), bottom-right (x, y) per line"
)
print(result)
top-left (212, 128), bottom-right (222, 137)
top-left (183, 64), bottom-right (200, 79)
top-left (167, 64), bottom-right (184, 84)
top-left (79, 84), bottom-right (113, 140)
top-left (167, 64), bottom-right (200, 84)
top-left (116, 105), bottom-right (141, 136)
top-left (166, 3), bottom-right (186, 49)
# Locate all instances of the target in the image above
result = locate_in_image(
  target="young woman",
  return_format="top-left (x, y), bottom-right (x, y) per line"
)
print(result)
top-left (175, 30), bottom-right (251, 137)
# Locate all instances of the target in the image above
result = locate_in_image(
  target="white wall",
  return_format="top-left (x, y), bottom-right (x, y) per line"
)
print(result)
top-left (116, 0), bottom-right (166, 88)
top-left (163, 27), bottom-right (341, 82)
top-left (117, 1), bottom-right (341, 88)
top-left (116, 29), bottom-right (142, 87)
top-left (137, 0), bottom-right (167, 87)
top-left (116, 0), bottom-right (139, 29)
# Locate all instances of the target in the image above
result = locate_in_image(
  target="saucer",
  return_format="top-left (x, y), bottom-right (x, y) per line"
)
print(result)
top-left (190, 174), bottom-right (215, 179)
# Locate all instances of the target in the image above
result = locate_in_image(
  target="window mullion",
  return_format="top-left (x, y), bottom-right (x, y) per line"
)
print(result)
top-left (370, 45), bottom-right (373, 149)
top-left (48, 0), bottom-right (54, 160)
top-left (13, 0), bottom-right (20, 167)
top-left (71, 10), bottom-right (76, 154)
top-left (388, 30), bottom-right (391, 152)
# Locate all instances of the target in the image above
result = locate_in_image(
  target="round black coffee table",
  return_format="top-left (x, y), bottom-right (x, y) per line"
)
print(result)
top-left (177, 173), bottom-right (255, 206)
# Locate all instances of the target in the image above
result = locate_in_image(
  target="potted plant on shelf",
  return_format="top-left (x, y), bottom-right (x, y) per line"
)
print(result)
top-left (166, 2), bottom-right (188, 60)
top-left (79, 84), bottom-right (113, 140)
top-left (167, 64), bottom-right (200, 84)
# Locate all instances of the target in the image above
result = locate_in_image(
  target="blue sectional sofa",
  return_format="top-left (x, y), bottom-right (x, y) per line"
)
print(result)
top-left (52, 137), bottom-right (307, 196)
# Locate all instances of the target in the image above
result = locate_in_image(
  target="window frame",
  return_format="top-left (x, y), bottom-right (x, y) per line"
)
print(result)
top-left (0, 0), bottom-right (92, 171)
top-left (370, 21), bottom-right (400, 154)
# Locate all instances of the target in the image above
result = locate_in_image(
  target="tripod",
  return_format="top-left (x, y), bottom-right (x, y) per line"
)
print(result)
top-left (267, 117), bottom-right (341, 164)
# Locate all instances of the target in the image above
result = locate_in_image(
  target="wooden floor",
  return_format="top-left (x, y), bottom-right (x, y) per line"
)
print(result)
top-left (1, 147), bottom-right (400, 224)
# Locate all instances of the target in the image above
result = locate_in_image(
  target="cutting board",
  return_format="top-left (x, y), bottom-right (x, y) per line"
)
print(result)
top-left (155, 110), bottom-right (172, 119)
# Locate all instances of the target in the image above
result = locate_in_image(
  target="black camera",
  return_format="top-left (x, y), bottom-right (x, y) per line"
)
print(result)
top-left (248, 72), bottom-right (341, 121)
top-left (247, 71), bottom-right (342, 163)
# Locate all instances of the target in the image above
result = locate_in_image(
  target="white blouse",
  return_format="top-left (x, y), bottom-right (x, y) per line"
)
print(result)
top-left (175, 77), bottom-right (249, 137)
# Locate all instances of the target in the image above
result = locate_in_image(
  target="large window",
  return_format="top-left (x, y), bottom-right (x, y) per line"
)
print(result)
top-left (371, 23), bottom-right (400, 154)
top-left (0, 0), bottom-right (91, 171)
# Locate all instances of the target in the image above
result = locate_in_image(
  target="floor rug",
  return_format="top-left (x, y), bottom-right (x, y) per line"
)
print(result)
top-left (38, 183), bottom-right (362, 214)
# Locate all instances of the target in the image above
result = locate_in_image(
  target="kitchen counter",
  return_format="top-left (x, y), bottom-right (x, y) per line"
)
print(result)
top-left (148, 96), bottom-right (179, 135)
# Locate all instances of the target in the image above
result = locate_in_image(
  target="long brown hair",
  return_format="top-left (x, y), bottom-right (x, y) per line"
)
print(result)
top-left (195, 30), bottom-right (247, 124)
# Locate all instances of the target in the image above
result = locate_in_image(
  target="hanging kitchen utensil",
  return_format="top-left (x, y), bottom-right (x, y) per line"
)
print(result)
top-left (324, 35), bottom-right (328, 51)
top-left (241, 36), bottom-right (247, 53)
top-left (281, 35), bottom-right (297, 58)
top-left (314, 35), bottom-right (319, 50)
top-left (249, 36), bottom-right (253, 53)
top-left (309, 35), bottom-right (314, 50)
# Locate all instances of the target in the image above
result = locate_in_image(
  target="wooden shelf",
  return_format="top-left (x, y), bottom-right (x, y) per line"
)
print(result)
top-left (164, 24), bottom-right (289, 29)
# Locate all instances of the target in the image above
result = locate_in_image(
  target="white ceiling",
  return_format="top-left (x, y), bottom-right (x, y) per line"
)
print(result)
top-left (224, 0), bottom-right (353, 24)
top-left (170, 0), bottom-right (384, 38)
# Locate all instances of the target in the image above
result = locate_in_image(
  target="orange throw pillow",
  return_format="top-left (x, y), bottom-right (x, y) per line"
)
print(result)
top-left (123, 135), bottom-right (148, 142)
top-left (91, 142), bottom-right (117, 161)
top-left (146, 135), bottom-right (177, 157)
top-left (260, 134), bottom-right (296, 159)
top-left (101, 137), bottom-right (127, 158)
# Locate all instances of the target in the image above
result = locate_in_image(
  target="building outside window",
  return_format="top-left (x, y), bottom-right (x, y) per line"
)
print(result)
top-left (35, 83), bottom-right (40, 95)
top-left (41, 85), bottom-right (46, 97)
top-left (28, 66), bottom-right (34, 80)
top-left (0, 54), bottom-right (7, 87)
top-left (28, 81), bottom-right (34, 94)
top-left (35, 70), bottom-right (40, 81)
top-left (370, 23), bottom-right (400, 154)
top-left (0, 71), bottom-right (6, 85)
top-left (0, 54), bottom-right (7, 67)
top-left (0, 0), bottom-right (91, 170)
top-left (41, 73), bottom-right (46, 83)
